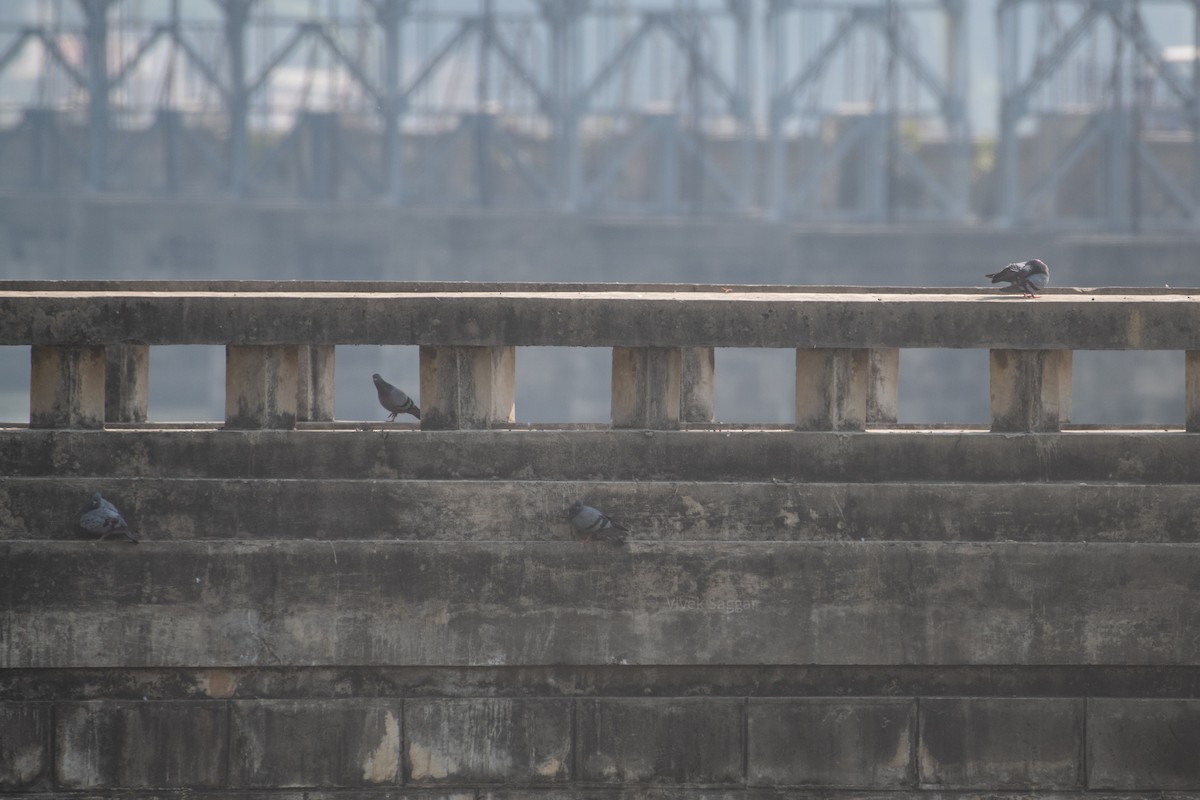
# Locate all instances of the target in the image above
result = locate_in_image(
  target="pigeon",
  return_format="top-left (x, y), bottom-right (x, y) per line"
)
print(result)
top-left (79, 491), bottom-right (138, 543)
top-left (372, 373), bottom-right (420, 421)
top-left (986, 258), bottom-right (1050, 298)
top-left (566, 500), bottom-right (627, 546)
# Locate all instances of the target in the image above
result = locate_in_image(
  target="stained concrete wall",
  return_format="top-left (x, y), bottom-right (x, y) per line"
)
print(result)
top-left (3, 423), bottom-right (1200, 796)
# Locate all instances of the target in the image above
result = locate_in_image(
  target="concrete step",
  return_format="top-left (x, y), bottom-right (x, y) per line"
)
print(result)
top-left (3, 428), bottom-right (1200, 482)
top-left (4, 540), bottom-right (1197, 669)
top-left (4, 476), bottom-right (1200, 543)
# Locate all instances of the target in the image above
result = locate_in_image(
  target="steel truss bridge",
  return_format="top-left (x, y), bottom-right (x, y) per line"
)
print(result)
top-left (0, 0), bottom-right (1197, 230)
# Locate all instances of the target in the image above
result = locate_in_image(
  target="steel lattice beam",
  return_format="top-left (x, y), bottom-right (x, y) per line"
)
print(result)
top-left (996, 0), bottom-right (1200, 230)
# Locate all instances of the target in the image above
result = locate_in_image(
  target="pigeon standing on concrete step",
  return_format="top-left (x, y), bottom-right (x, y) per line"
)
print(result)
top-left (986, 258), bottom-right (1050, 298)
top-left (566, 500), bottom-right (628, 546)
top-left (372, 373), bottom-right (420, 422)
top-left (79, 492), bottom-right (138, 543)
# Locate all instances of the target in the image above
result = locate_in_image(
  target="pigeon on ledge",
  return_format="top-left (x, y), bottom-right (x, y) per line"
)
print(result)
top-left (986, 259), bottom-right (1050, 298)
top-left (79, 492), bottom-right (138, 543)
top-left (372, 373), bottom-right (421, 421)
top-left (567, 501), bottom-right (628, 546)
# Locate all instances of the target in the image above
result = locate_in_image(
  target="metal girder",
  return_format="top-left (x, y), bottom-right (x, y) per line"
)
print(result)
top-left (568, 6), bottom-right (754, 213)
top-left (997, 0), bottom-right (1200, 230)
top-left (768, 0), bottom-right (972, 222)
top-left (0, 1), bottom-right (753, 213)
top-left (6, 0), bottom-right (1192, 230)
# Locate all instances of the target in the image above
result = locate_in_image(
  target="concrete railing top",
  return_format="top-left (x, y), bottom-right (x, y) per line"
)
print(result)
top-left (3, 283), bottom-right (1200, 349)
top-left (7, 282), bottom-right (1200, 434)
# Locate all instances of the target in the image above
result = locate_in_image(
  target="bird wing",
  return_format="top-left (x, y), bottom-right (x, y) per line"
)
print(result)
top-left (594, 528), bottom-right (627, 545)
top-left (987, 264), bottom-right (1022, 284)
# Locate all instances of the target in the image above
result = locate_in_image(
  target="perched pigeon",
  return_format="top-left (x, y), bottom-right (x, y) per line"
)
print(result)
top-left (79, 492), bottom-right (138, 543)
top-left (372, 373), bottom-right (420, 421)
top-left (986, 259), bottom-right (1050, 298)
top-left (566, 500), bottom-right (627, 545)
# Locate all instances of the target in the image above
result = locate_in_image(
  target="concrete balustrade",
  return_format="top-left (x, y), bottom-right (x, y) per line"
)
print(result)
top-left (7, 281), bottom-right (1200, 796)
top-left (4, 284), bottom-right (1200, 431)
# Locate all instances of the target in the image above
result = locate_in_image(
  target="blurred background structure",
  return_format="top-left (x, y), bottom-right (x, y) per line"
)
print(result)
top-left (0, 0), bottom-right (1198, 425)
top-left (0, 0), bottom-right (1196, 227)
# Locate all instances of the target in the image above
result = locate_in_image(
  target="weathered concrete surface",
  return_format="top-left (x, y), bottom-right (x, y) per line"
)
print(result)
top-left (747, 699), bottom-right (915, 787)
top-left (474, 791), bottom-right (1190, 800)
top-left (104, 343), bottom-right (148, 423)
top-left (611, 346), bottom-right (680, 429)
top-left (6, 693), bottom-right (1200, 794)
top-left (420, 345), bottom-right (515, 430)
top-left (6, 477), bottom-right (1200, 543)
top-left (918, 698), bottom-right (1084, 789)
top-left (230, 700), bottom-right (401, 787)
top-left (4, 429), bottom-right (1200, 483)
top-left (224, 345), bottom-right (299, 429)
top-left (9, 666), bottom-right (1200, 703)
top-left (679, 346), bottom-right (716, 423)
top-left (1087, 699), bottom-right (1200, 790)
top-left (577, 699), bottom-right (744, 784)
top-left (55, 701), bottom-right (228, 789)
top-left (295, 344), bottom-right (335, 422)
top-left (8, 278), bottom-right (1199, 294)
top-left (28, 345), bottom-right (105, 429)
top-left (989, 349), bottom-right (1068, 432)
top-left (0, 703), bottom-right (50, 789)
top-left (1187, 350), bottom-right (1200, 432)
top-left (405, 699), bottom-right (571, 784)
top-left (795, 348), bottom-right (868, 431)
top-left (867, 347), bottom-right (899, 424)
top-left (4, 289), bottom-right (1200, 349)
top-left (4, 541), bottom-right (1199, 668)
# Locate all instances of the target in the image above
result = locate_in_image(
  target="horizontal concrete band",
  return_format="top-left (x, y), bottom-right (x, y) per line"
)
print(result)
top-left (7, 477), bottom-right (1200, 544)
top-left (4, 541), bottom-right (1198, 668)
top-left (3, 698), bottom-right (1198, 791)
top-left (8, 665), bottom-right (1200, 702)
top-left (5, 429), bottom-right (1200, 482)
top-left (4, 279), bottom-right (1190, 294)
top-left (3, 290), bottom-right (1199, 348)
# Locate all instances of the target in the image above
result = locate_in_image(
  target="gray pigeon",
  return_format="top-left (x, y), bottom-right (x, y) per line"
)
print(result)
top-left (986, 259), bottom-right (1050, 297)
top-left (79, 491), bottom-right (138, 543)
top-left (566, 500), bottom-right (627, 546)
top-left (372, 373), bottom-right (420, 421)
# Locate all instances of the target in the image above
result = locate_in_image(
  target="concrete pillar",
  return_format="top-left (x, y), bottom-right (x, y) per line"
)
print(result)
top-left (795, 348), bottom-right (869, 432)
top-left (30, 345), bottom-right (106, 429)
top-left (680, 346), bottom-right (715, 423)
top-left (867, 347), bottom-right (899, 425)
top-left (1186, 351), bottom-right (1200, 432)
top-left (989, 349), bottom-right (1068, 433)
top-left (611, 347), bottom-right (681, 430)
top-left (105, 344), bottom-right (149, 423)
top-left (1054, 349), bottom-right (1073, 425)
top-left (419, 346), bottom-right (516, 430)
top-left (296, 345), bottom-right (336, 422)
top-left (225, 345), bottom-right (299, 430)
